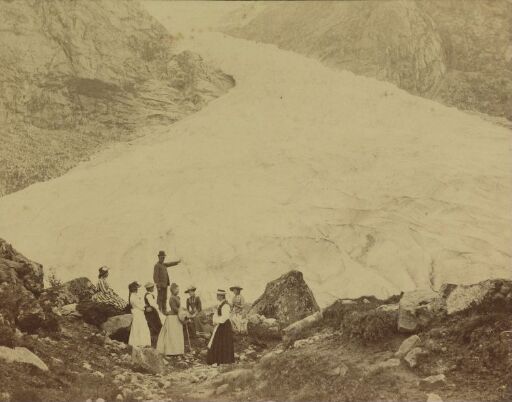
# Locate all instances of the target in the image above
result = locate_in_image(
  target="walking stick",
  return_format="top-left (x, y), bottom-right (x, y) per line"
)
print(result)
top-left (185, 320), bottom-right (192, 352)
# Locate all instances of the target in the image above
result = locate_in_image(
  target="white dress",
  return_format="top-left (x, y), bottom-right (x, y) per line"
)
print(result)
top-left (128, 293), bottom-right (151, 347)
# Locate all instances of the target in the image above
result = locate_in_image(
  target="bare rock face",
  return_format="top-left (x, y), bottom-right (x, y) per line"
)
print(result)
top-left (229, 0), bottom-right (511, 120)
top-left (249, 270), bottom-right (320, 327)
top-left (40, 277), bottom-right (96, 308)
top-left (0, 0), bottom-right (234, 195)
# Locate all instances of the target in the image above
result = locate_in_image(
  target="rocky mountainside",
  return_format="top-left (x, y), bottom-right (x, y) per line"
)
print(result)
top-left (227, 0), bottom-right (512, 121)
top-left (0, 0), bottom-right (234, 196)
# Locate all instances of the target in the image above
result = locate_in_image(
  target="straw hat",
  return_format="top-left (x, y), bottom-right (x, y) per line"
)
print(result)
top-left (185, 286), bottom-right (197, 294)
top-left (229, 285), bottom-right (243, 291)
top-left (144, 282), bottom-right (155, 290)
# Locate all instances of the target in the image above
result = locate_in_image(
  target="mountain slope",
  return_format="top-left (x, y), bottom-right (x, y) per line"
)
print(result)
top-left (0, 0), bottom-right (234, 196)
top-left (0, 33), bottom-right (510, 307)
top-left (226, 0), bottom-right (512, 121)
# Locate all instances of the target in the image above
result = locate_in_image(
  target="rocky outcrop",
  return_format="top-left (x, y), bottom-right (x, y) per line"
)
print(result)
top-left (76, 300), bottom-right (127, 326)
top-left (249, 270), bottom-right (320, 327)
top-left (0, 0), bottom-right (234, 195)
top-left (0, 238), bottom-right (58, 335)
top-left (40, 277), bottom-right (96, 308)
top-left (228, 0), bottom-right (511, 120)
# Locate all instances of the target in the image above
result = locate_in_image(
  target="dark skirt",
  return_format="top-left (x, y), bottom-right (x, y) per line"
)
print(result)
top-left (207, 320), bottom-right (235, 365)
top-left (144, 308), bottom-right (162, 347)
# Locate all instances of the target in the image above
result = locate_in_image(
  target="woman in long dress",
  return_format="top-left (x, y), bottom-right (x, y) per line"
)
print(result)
top-left (128, 281), bottom-right (151, 347)
top-left (229, 285), bottom-right (247, 334)
top-left (156, 283), bottom-right (185, 356)
top-left (207, 289), bottom-right (235, 365)
top-left (91, 266), bottom-right (127, 311)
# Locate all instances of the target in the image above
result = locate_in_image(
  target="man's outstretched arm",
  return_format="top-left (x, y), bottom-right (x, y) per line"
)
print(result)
top-left (164, 259), bottom-right (181, 268)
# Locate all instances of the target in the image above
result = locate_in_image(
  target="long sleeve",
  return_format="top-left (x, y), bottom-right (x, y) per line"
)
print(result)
top-left (164, 260), bottom-right (180, 268)
top-left (213, 303), bottom-right (230, 324)
top-left (196, 297), bottom-right (202, 313)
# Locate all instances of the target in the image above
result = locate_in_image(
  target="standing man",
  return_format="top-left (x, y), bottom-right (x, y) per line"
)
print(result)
top-left (153, 250), bottom-right (181, 314)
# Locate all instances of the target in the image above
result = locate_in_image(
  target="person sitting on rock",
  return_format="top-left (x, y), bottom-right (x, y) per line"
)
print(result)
top-left (143, 282), bottom-right (162, 348)
top-left (207, 289), bottom-right (235, 366)
top-left (128, 281), bottom-right (151, 347)
top-left (185, 285), bottom-right (203, 337)
top-left (91, 266), bottom-right (127, 311)
top-left (230, 285), bottom-right (247, 334)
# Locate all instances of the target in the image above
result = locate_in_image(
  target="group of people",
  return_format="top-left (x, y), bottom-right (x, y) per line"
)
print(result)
top-left (92, 250), bottom-right (247, 366)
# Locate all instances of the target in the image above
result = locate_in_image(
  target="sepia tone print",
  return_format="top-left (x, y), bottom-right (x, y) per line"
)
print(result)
top-left (0, 1), bottom-right (511, 401)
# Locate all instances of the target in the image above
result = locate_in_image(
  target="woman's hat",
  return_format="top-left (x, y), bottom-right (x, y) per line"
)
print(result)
top-left (185, 286), bottom-right (197, 294)
top-left (229, 285), bottom-right (243, 291)
top-left (129, 281), bottom-right (141, 291)
top-left (158, 250), bottom-right (166, 257)
top-left (144, 282), bottom-right (155, 290)
top-left (98, 266), bottom-right (109, 273)
top-left (216, 289), bottom-right (227, 295)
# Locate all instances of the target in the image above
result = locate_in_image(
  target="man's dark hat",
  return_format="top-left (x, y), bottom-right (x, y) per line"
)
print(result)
top-left (158, 250), bottom-right (166, 257)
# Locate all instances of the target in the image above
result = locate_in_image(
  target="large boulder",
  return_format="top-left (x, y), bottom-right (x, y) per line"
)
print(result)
top-left (131, 346), bottom-right (165, 374)
top-left (249, 270), bottom-right (320, 327)
top-left (445, 279), bottom-right (512, 315)
top-left (76, 300), bottom-right (127, 326)
top-left (0, 346), bottom-right (49, 371)
top-left (101, 314), bottom-right (132, 343)
top-left (40, 277), bottom-right (96, 308)
top-left (398, 289), bottom-right (440, 333)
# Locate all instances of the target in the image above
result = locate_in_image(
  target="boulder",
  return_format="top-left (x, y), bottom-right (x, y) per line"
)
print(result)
top-left (249, 270), bottom-right (320, 327)
top-left (283, 311), bottom-right (323, 340)
top-left (395, 335), bottom-right (421, 358)
top-left (427, 394), bottom-right (443, 402)
top-left (247, 314), bottom-right (281, 340)
top-left (0, 346), bottom-right (48, 371)
top-left (404, 347), bottom-right (424, 368)
top-left (101, 314), bottom-right (132, 343)
top-left (445, 279), bottom-right (512, 315)
top-left (326, 364), bottom-right (348, 377)
top-left (77, 300), bottom-right (127, 326)
top-left (398, 289), bottom-right (440, 333)
top-left (419, 374), bottom-right (447, 390)
top-left (40, 277), bottom-right (96, 308)
top-left (131, 346), bottom-right (165, 375)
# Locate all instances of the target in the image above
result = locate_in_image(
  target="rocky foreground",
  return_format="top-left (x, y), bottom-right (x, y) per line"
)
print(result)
top-left (1, 238), bottom-right (511, 402)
